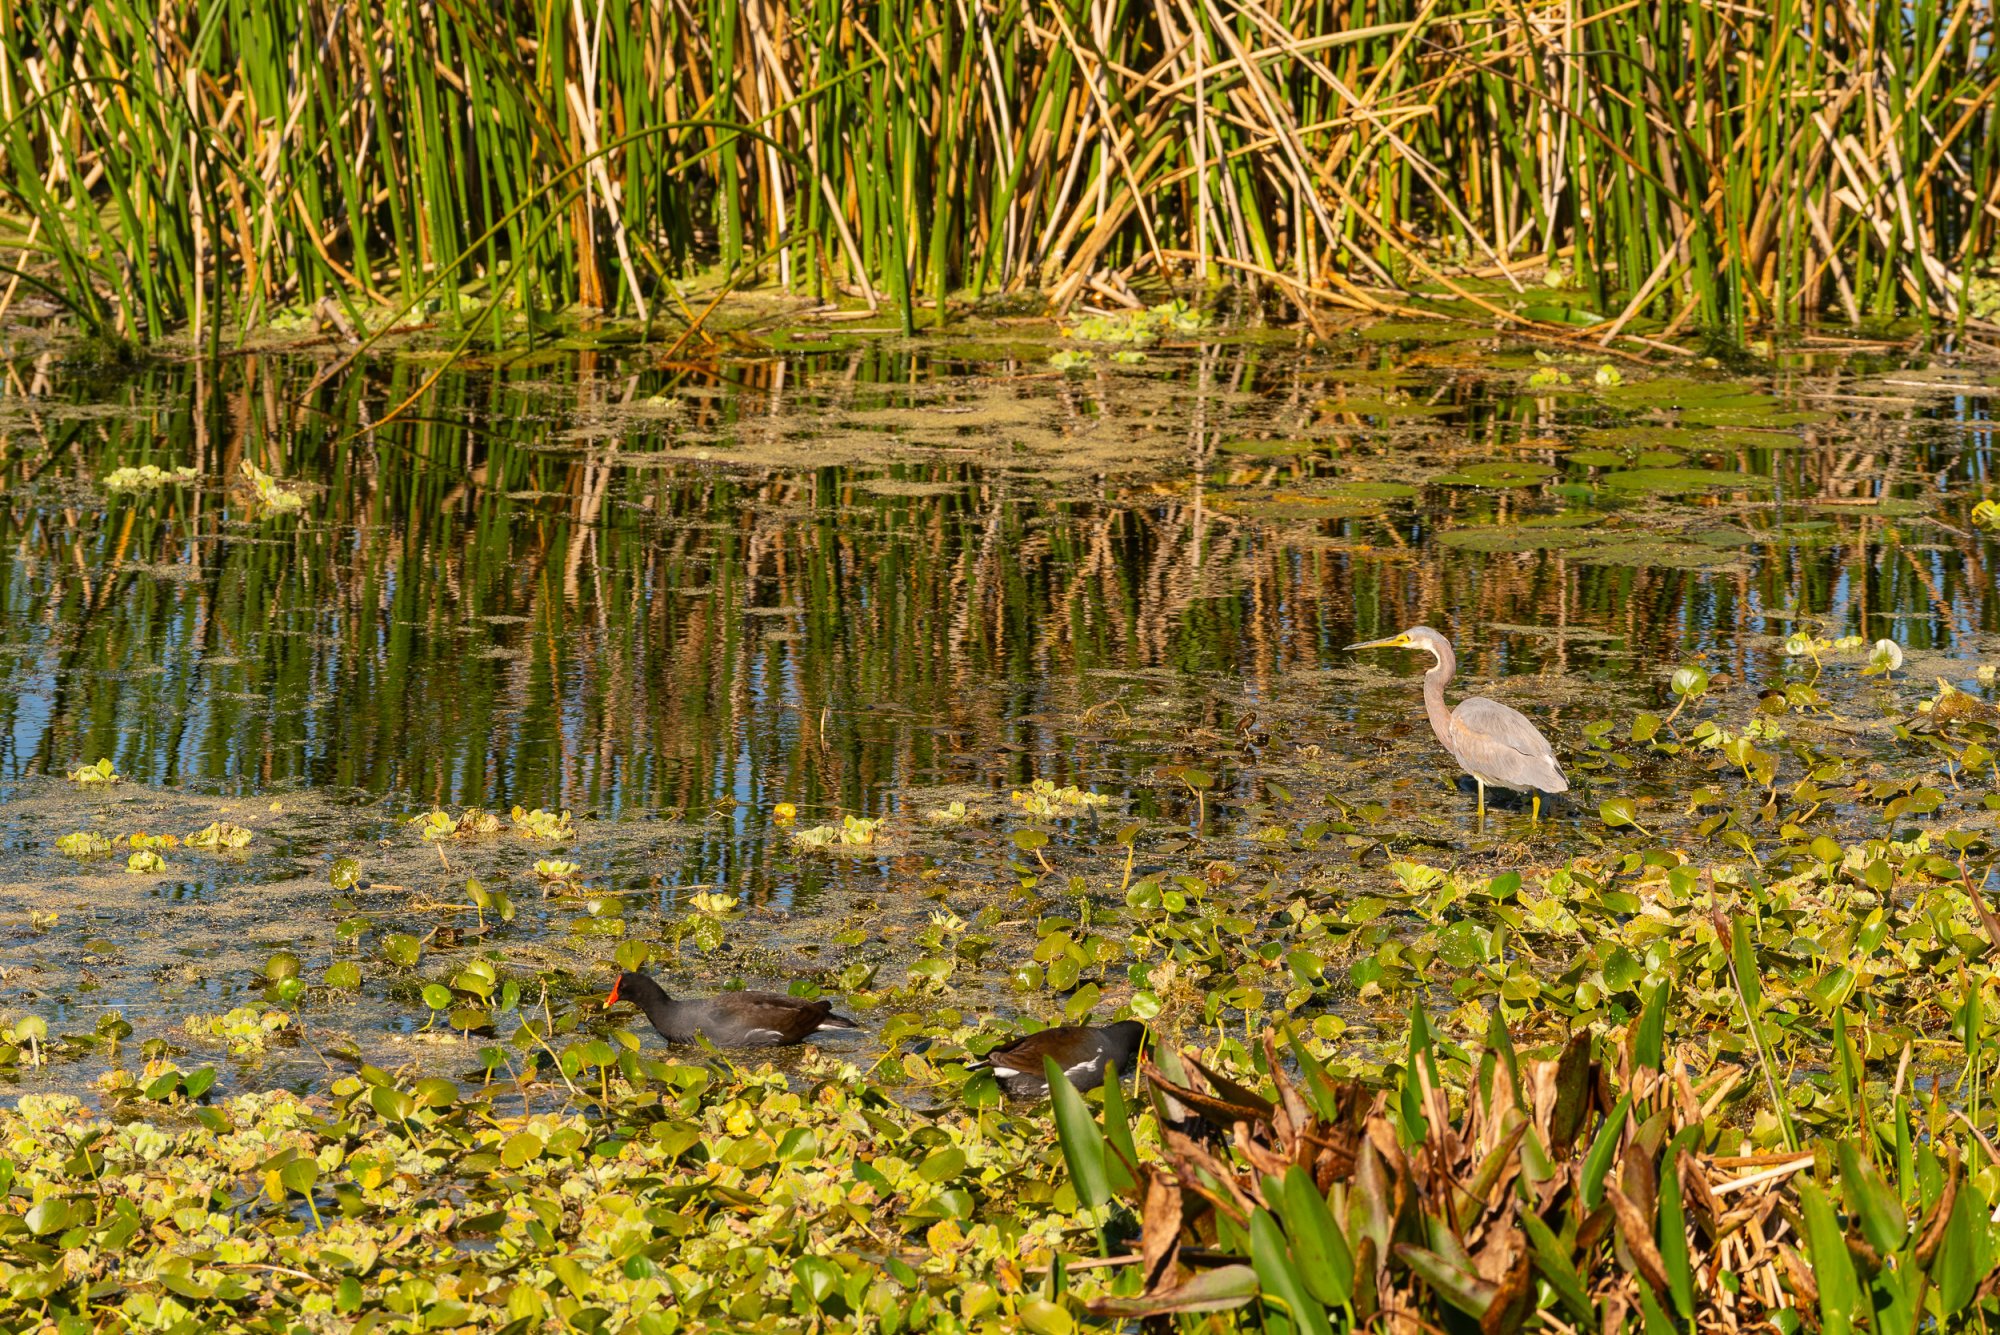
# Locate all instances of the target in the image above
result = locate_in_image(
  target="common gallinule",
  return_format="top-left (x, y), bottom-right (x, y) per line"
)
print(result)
top-left (969, 1020), bottom-right (1149, 1098)
top-left (603, 970), bottom-right (859, 1047)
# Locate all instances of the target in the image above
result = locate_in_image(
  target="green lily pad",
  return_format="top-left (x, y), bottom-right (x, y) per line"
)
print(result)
top-left (1598, 378), bottom-right (1776, 409)
top-left (1807, 497), bottom-right (1928, 517)
top-left (1216, 498), bottom-right (1385, 521)
top-left (1357, 320), bottom-right (1483, 344)
top-left (1431, 461), bottom-right (1558, 487)
top-left (1521, 511), bottom-right (1605, 528)
top-left (1220, 438), bottom-right (1315, 456)
top-left (1574, 540), bottom-right (1742, 569)
top-left (1319, 397), bottom-right (1455, 418)
top-left (1634, 450), bottom-right (1685, 467)
top-left (1680, 407), bottom-right (1833, 427)
top-left (1322, 480), bottom-right (1419, 500)
top-left (1438, 526), bottom-right (1608, 553)
top-left (1598, 468), bottom-right (1775, 493)
top-left (1576, 426), bottom-right (1697, 449)
top-left (1566, 449), bottom-right (1626, 467)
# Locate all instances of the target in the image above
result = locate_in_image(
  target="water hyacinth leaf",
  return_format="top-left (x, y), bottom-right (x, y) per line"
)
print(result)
top-left (1047, 1060), bottom-right (1111, 1210)
top-left (422, 984), bottom-right (453, 1011)
top-left (381, 933), bottom-right (422, 968)
top-left (279, 1157), bottom-right (317, 1196)
top-left (793, 1256), bottom-right (841, 1308)
top-left (24, 1198), bottom-right (69, 1236)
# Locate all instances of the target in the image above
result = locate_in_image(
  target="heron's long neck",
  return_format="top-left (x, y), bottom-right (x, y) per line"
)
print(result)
top-left (1422, 644), bottom-right (1456, 753)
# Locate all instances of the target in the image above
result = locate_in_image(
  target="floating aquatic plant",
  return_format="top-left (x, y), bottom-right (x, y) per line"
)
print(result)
top-left (509, 806), bottom-right (575, 841)
top-left (53, 831), bottom-right (113, 857)
top-left (790, 815), bottom-right (888, 851)
top-left (103, 464), bottom-right (199, 492)
top-left (185, 820), bottom-right (252, 849)
top-left (1010, 780), bottom-right (1114, 817)
top-left (238, 461), bottom-right (306, 514)
top-left (65, 758), bottom-right (118, 785)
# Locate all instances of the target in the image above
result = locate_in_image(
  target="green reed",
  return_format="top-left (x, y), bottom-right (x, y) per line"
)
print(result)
top-left (0, 0), bottom-right (1994, 344)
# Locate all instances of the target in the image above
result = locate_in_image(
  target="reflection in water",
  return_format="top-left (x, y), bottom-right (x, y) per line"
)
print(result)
top-left (2, 337), bottom-right (1999, 1090)
top-left (0, 342), bottom-right (1996, 841)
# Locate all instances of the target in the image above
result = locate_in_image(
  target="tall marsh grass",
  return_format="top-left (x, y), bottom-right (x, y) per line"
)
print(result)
top-left (1, 0), bottom-right (1995, 343)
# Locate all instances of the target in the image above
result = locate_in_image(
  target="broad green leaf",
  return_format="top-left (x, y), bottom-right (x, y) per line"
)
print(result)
top-left (1520, 1212), bottom-right (1592, 1321)
top-left (1657, 1148), bottom-right (1693, 1318)
top-left (1277, 1165), bottom-right (1352, 1307)
top-left (1797, 1183), bottom-right (1858, 1335)
top-left (1046, 1060), bottom-right (1110, 1210)
top-left (1249, 1208), bottom-right (1333, 1335)
top-left (1838, 1140), bottom-right (1906, 1256)
top-left (1581, 1095), bottom-right (1631, 1211)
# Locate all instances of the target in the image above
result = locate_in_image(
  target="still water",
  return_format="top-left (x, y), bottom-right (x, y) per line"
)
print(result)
top-left (0, 327), bottom-right (1995, 1086)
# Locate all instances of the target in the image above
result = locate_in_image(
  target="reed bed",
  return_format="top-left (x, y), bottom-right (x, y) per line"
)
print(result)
top-left (1, 0), bottom-right (1995, 344)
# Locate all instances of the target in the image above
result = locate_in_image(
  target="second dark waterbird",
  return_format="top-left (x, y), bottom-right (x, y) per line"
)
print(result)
top-left (968, 1020), bottom-right (1149, 1098)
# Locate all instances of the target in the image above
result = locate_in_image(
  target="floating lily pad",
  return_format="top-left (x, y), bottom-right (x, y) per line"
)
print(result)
top-left (1598, 378), bottom-right (1776, 410)
top-left (1220, 438), bottom-right (1315, 456)
top-left (1430, 461), bottom-right (1558, 487)
top-left (1680, 407), bottom-right (1833, 427)
top-left (1574, 540), bottom-right (1742, 569)
top-left (1688, 527), bottom-right (1758, 548)
top-left (1807, 496), bottom-right (1929, 517)
top-left (1438, 526), bottom-right (1607, 553)
top-left (1576, 426), bottom-right (1697, 449)
top-left (1356, 320), bottom-right (1483, 344)
top-left (1318, 397), bottom-right (1456, 418)
top-left (1216, 498), bottom-right (1385, 521)
top-left (1634, 450), bottom-right (1685, 467)
top-left (1322, 480), bottom-right (1419, 500)
top-left (1566, 449), bottom-right (1626, 467)
top-left (1598, 468), bottom-right (1775, 493)
top-left (1521, 511), bottom-right (1605, 528)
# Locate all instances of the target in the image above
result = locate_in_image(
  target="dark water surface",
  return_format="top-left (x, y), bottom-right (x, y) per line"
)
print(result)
top-left (1, 329), bottom-right (1997, 1089)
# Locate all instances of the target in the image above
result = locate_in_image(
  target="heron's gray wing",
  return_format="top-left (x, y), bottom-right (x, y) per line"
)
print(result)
top-left (1449, 696), bottom-right (1567, 792)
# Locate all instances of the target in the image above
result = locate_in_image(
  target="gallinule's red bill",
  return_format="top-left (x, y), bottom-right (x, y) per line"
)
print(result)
top-left (604, 970), bottom-right (859, 1047)
top-left (970, 1020), bottom-right (1148, 1098)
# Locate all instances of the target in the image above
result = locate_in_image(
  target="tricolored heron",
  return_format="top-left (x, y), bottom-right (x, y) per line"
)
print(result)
top-left (1345, 626), bottom-right (1568, 819)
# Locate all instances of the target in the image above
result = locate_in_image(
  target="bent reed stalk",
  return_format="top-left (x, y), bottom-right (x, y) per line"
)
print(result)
top-left (0, 0), bottom-right (1995, 344)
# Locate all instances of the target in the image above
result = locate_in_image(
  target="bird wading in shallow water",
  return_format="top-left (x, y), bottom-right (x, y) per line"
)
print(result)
top-left (1344, 626), bottom-right (1568, 820)
top-left (603, 970), bottom-right (860, 1046)
top-left (967, 1021), bottom-right (1149, 1099)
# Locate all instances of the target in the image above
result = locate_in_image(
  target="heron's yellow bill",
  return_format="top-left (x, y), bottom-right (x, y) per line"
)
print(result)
top-left (1343, 633), bottom-right (1412, 651)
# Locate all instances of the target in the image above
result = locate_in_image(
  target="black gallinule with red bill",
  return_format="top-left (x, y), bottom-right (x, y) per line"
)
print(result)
top-left (970, 1020), bottom-right (1148, 1098)
top-left (604, 970), bottom-right (859, 1047)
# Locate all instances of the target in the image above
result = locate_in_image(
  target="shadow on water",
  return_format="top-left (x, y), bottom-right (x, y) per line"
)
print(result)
top-left (0, 328), bottom-right (1997, 1090)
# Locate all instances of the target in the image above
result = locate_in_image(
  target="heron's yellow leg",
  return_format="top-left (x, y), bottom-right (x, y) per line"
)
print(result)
top-left (1532, 792), bottom-right (1541, 823)
top-left (1475, 778), bottom-right (1486, 820)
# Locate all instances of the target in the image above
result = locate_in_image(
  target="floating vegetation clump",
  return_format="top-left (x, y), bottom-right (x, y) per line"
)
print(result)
top-left (238, 461), bottom-right (306, 514)
top-left (103, 464), bottom-right (199, 492)
top-left (790, 815), bottom-right (888, 851)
